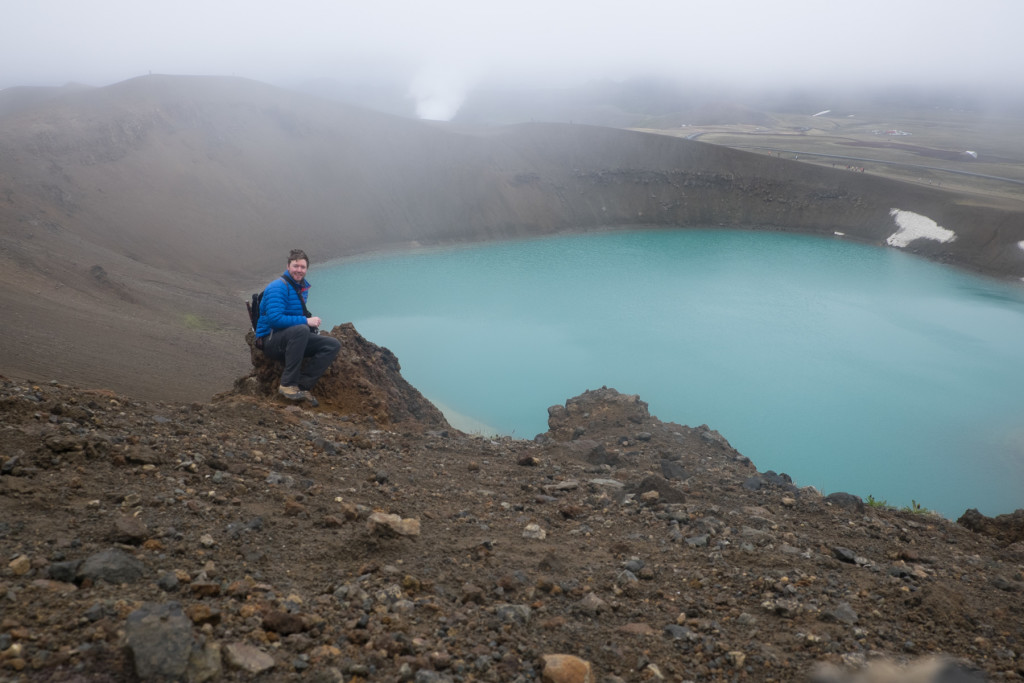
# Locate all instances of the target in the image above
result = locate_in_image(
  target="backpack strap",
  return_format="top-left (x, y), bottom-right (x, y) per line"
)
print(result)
top-left (281, 275), bottom-right (312, 319)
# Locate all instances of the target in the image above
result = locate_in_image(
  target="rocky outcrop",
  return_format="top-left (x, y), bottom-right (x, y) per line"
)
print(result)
top-left (544, 386), bottom-right (654, 442)
top-left (228, 323), bottom-right (451, 431)
top-left (958, 508), bottom-right (1024, 545)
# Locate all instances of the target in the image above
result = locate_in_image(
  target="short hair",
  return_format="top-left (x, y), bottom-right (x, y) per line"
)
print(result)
top-left (287, 249), bottom-right (309, 265)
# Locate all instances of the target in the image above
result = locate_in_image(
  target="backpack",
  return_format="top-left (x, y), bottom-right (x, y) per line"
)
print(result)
top-left (246, 292), bottom-right (263, 333)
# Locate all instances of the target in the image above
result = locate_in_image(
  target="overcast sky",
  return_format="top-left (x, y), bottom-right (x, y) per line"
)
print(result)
top-left (4, 0), bottom-right (1021, 116)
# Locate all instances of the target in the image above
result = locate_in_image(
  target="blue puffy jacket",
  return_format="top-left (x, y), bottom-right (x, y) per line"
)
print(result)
top-left (255, 273), bottom-right (310, 339)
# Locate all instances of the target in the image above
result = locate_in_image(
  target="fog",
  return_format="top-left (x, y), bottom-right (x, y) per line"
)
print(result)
top-left (4, 0), bottom-right (1022, 118)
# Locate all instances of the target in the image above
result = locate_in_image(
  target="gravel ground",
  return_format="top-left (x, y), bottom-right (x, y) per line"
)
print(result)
top-left (1, 378), bottom-right (1022, 682)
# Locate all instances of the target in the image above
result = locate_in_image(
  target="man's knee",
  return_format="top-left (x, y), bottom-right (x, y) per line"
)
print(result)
top-left (305, 334), bottom-right (340, 356)
top-left (322, 336), bottom-right (341, 358)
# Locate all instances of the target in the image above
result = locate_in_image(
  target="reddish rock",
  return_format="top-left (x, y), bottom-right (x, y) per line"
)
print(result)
top-left (185, 604), bottom-right (221, 625)
top-left (618, 622), bottom-right (657, 636)
top-left (262, 610), bottom-right (307, 635)
top-left (189, 582), bottom-right (221, 598)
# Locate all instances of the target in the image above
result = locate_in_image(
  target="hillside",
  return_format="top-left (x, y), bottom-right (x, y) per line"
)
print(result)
top-left (1, 376), bottom-right (1021, 681)
top-left (2, 74), bottom-right (1024, 402)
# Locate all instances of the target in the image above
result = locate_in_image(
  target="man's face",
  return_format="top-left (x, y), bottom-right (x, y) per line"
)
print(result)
top-left (287, 258), bottom-right (308, 282)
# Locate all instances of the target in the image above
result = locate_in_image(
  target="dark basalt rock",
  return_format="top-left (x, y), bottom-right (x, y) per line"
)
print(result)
top-left (627, 474), bottom-right (686, 504)
top-left (77, 548), bottom-right (146, 585)
top-left (825, 491), bottom-right (866, 513)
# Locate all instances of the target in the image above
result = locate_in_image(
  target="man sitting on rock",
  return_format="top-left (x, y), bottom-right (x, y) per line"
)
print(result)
top-left (255, 248), bottom-right (341, 405)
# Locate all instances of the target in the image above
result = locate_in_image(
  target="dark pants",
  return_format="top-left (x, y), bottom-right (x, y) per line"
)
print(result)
top-left (262, 325), bottom-right (341, 390)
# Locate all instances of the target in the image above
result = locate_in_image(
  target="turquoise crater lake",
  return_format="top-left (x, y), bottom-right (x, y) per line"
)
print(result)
top-left (316, 229), bottom-right (1024, 518)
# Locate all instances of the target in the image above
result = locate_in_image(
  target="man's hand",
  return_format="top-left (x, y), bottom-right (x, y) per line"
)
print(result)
top-left (307, 316), bottom-right (322, 328)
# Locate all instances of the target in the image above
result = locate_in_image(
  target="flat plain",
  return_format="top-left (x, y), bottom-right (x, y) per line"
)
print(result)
top-left (636, 99), bottom-right (1024, 206)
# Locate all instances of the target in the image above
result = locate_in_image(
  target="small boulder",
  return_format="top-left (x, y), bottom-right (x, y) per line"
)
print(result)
top-left (262, 610), bottom-right (307, 635)
top-left (523, 523), bottom-right (547, 540)
top-left (123, 602), bottom-right (198, 681)
top-left (825, 492), bottom-right (865, 513)
top-left (111, 515), bottom-right (150, 545)
top-left (223, 642), bottom-right (275, 675)
top-left (368, 512), bottom-right (421, 537)
top-left (77, 548), bottom-right (145, 585)
top-left (542, 653), bottom-right (593, 683)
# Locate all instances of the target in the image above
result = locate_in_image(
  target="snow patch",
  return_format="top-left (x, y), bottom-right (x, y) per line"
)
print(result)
top-left (886, 209), bottom-right (956, 248)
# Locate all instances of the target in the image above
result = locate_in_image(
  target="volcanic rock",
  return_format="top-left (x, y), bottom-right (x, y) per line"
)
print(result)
top-left (123, 602), bottom-right (203, 681)
top-left (958, 508), bottom-right (1024, 545)
top-left (230, 323), bottom-right (450, 431)
top-left (76, 548), bottom-right (146, 585)
top-left (1, 377), bottom-right (1022, 681)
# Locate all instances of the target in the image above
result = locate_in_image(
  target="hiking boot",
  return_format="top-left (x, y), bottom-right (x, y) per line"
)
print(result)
top-left (279, 385), bottom-right (319, 407)
top-left (278, 385), bottom-right (306, 401)
top-left (298, 384), bottom-right (320, 407)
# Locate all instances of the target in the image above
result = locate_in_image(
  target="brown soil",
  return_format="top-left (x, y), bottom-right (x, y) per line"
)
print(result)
top-left (1, 364), bottom-right (1022, 681)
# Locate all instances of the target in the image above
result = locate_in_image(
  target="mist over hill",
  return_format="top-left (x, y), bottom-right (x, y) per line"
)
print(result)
top-left (294, 75), bottom-right (1024, 129)
top-left (1, 74), bottom-right (1023, 401)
